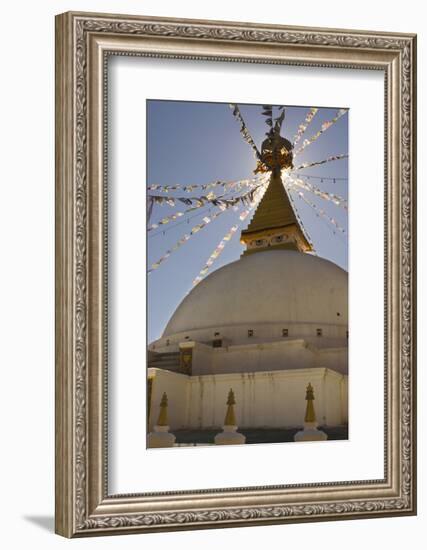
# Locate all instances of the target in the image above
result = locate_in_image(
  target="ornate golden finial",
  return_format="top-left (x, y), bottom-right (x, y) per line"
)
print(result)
top-left (224, 388), bottom-right (237, 426)
top-left (304, 383), bottom-right (316, 423)
top-left (227, 388), bottom-right (236, 406)
top-left (156, 392), bottom-right (169, 426)
top-left (294, 382), bottom-right (327, 442)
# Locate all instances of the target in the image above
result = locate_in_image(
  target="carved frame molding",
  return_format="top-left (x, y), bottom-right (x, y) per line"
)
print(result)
top-left (55, 11), bottom-right (416, 537)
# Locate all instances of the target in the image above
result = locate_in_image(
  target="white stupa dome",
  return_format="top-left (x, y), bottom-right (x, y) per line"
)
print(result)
top-left (154, 250), bottom-right (348, 348)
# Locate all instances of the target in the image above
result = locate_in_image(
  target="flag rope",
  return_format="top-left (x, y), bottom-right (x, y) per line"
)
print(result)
top-left (287, 179), bottom-right (347, 237)
top-left (148, 208), bottom-right (229, 273)
top-left (294, 154), bottom-right (348, 171)
top-left (294, 109), bottom-right (348, 157)
top-left (147, 175), bottom-right (261, 194)
top-left (192, 182), bottom-right (268, 286)
top-left (293, 107), bottom-right (318, 146)
top-left (284, 175), bottom-right (348, 209)
top-left (147, 179), bottom-right (267, 232)
top-left (229, 103), bottom-right (262, 161)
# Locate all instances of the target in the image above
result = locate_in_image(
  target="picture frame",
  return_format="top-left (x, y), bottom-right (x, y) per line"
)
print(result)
top-left (55, 11), bottom-right (417, 537)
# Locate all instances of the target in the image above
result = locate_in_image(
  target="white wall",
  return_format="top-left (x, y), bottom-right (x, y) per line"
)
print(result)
top-left (160, 338), bottom-right (348, 375)
top-left (148, 367), bottom-right (347, 429)
top-left (0, 1), bottom-right (424, 549)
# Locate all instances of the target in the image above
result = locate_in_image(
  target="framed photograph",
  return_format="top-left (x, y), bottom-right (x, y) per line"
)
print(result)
top-left (55, 11), bottom-right (417, 537)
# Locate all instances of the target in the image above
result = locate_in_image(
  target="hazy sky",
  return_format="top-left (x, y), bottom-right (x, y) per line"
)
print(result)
top-left (147, 100), bottom-right (348, 342)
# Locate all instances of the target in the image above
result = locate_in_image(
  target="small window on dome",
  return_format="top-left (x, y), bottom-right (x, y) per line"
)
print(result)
top-left (282, 328), bottom-right (288, 337)
top-left (166, 339), bottom-right (170, 346)
top-left (346, 330), bottom-right (349, 339)
top-left (248, 329), bottom-right (254, 338)
top-left (316, 328), bottom-right (323, 337)
top-left (214, 332), bottom-right (220, 337)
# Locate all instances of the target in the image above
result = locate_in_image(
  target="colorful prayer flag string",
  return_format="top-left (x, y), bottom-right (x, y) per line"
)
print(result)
top-left (294, 109), bottom-right (348, 156)
top-left (147, 175), bottom-right (263, 194)
top-left (148, 209), bottom-right (227, 273)
top-left (147, 179), bottom-right (268, 231)
top-left (192, 223), bottom-right (241, 286)
top-left (148, 181), bottom-right (266, 275)
top-left (294, 153), bottom-right (348, 171)
top-left (147, 196), bottom-right (154, 223)
top-left (287, 180), bottom-right (347, 236)
top-left (229, 104), bottom-right (262, 161)
top-left (192, 183), bottom-right (268, 285)
top-left (294, 173), bottom-right (348, 182)
top-left (284, 175), bottom-right (348, 209)
top-left (293, 107), bottom-right (318, 146)
top-left (148, 178), bottom-right (266, 208)
top-left (281, 176), bottom-right (315, 251)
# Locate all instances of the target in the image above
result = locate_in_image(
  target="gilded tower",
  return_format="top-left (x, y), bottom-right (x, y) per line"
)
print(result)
top-left (241, 112), bottom-right (313, 254)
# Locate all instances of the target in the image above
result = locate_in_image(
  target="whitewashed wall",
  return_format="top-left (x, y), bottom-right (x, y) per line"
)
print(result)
top-left (148, 367), bottom-right (347, 431)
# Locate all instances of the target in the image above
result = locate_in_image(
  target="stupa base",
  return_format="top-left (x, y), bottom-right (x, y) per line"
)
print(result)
top-left (294, 422), bottom-right (328, 442)
top-left (214, 425), bottom-right (246, 445)
top-left (148, 425), bottom-right (176, 448)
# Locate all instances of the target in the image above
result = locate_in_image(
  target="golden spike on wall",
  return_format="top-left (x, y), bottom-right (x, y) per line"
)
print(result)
top-left (157, 392), bottom-right (169, 426)
top-left (224, 388), bottom-right (237, 426)
top-left (304, 383), bottom-right (317, 423)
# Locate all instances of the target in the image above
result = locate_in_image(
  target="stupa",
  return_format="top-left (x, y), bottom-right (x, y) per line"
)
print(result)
top-left (147, 109), bottom-right (348, 437)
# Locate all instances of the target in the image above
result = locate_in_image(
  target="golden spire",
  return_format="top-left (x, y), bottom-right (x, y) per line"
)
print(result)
top-left (240, 169), bottom-right (312, 255)
top-left (156, 392), bottom-right (169, 426)
top-left (304, 383), bottom-right (316, 423)
top-left (223, 388), bottom-right (237, 426)
top-left (243, 169), bottom-right (297, 232)
top-left (241, 107), bottom-right (312, 255)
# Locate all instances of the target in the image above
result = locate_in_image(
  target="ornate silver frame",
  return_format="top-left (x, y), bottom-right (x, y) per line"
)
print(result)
top-left (55, 11), bottom-right (417, 537)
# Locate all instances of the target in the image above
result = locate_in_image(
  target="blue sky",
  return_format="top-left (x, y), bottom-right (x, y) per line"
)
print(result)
top-left (147, 100), bottom-right (348, 343)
